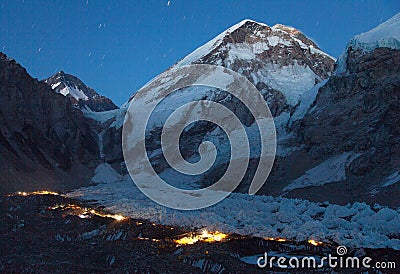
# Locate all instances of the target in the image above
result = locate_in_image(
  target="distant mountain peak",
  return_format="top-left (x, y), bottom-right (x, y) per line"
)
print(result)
top-left (0, 52), bottom-right (15, 62)
top-left (44, 72), bottom-right (118, 112)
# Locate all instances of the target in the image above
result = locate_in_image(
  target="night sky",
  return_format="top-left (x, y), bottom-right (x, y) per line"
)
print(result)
top-left (1, 0), bottom-right (399, 105)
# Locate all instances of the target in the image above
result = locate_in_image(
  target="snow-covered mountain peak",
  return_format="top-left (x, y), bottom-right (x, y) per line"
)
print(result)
top-left (44, 71), bottom-right (118, 112)
top-left (226, 18), bottom-right (270, 33)
top-left (175, 19), bottom-right (269, 66)
top-left (175, 19), bottom-right (335, 106)
top-left (237, 18), bottom-right (269, 26)
top-left (46, 71), bottom-right (89, 101)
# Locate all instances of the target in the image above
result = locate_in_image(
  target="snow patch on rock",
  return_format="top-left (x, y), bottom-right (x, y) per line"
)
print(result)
top-left (59, 85), bottom-right (89, 101)
top-left (91, 163), bottom-right (122, 184)
top-left (283, 152), bottom-right (361, 191)
top-left (83, 108), bottom-right (119, 123)
top-left (289, 80), bottom-right (328, 124)
top-left (382, 170), bottom-right (400, 187)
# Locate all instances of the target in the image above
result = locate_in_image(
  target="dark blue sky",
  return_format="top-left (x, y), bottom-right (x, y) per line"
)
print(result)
top-left (1, 1), bottom-right (399, 106)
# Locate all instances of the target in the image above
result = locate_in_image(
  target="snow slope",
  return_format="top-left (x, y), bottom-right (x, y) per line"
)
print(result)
top-left (350, 12), bottom-right (400, 52)
top-left (90, 163), bottom-right (122, 184)
top-left (253, 62), bottom-right (318, 106)
top-left (83, 108), bottom-right (119, 123)
top-left (58, 85), bottom-right (89, 101)
top-left (284, 152), bottom-right (360, 192)
top-left (383, 170), bottom-right (400, 187)
top-left (176, 19), bottom-right (268, 67)
top-left (289, 80), bottom-right (328, 124)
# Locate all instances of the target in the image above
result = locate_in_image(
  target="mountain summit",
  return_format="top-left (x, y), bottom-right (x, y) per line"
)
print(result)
top-left (44, 71), bottom-right (118, 112)
top-left (175, 19), bottom-right (335, 108)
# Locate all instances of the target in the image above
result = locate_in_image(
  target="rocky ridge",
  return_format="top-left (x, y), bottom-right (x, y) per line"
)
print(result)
top-left (0, 53), bottom-right (100, 193)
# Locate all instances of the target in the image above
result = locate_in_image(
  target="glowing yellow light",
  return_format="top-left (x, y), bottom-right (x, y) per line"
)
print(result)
top-left (209, 231), bottom-right (226, 241)
top-left (49, 203), bottom-right (126, 221)
top-left (112, 214), bottom-right (126, 221)
top-left (308, 239), bottom-right (323, 246)
top-left (16, 190), bottom-right (59, 196)
top-left (32, 191), bottom-right (59, 195)
top-left (174, 236), bottom-right (199, 245)
top-left (201, 230), bottom-right (209, 237)
top-left (264, 237), bottom-right (287, 242)
top-left (174, 230), bottom-right (228, 245)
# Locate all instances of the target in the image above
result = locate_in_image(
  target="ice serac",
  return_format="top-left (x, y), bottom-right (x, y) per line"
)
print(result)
top-left (336, 12), bottom-right (400, 74)
top-left (0, 53), bottom-right (100, 193)
top-left (44, 71), bottom-right (118, 112)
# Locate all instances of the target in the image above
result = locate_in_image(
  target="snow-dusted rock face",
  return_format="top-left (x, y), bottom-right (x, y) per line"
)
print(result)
top-left (281, 46), bottom-right (400, 206)
top-left (267, 14), bottom-right (400, 207)
top-left (44, 71), bottom-right (118, 112)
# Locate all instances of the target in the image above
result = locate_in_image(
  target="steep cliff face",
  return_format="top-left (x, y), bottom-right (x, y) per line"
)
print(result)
top-left (300, 48), bottom-right (400, 161)
top-left (261, 47), bottom-right (400, 207)
top-left (262, 14), bottom-right (400, 207)
top-left (0, 53), bottom-right (100, 193)
top-left (44, 71), bottom-right (118, 112)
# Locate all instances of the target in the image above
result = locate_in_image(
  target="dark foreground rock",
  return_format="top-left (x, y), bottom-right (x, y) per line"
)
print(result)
top-left (0, 194), bottom-right (398, 273)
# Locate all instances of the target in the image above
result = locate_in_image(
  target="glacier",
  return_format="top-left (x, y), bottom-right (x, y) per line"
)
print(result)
top-left (67, 164), bottom-right (400, 250)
